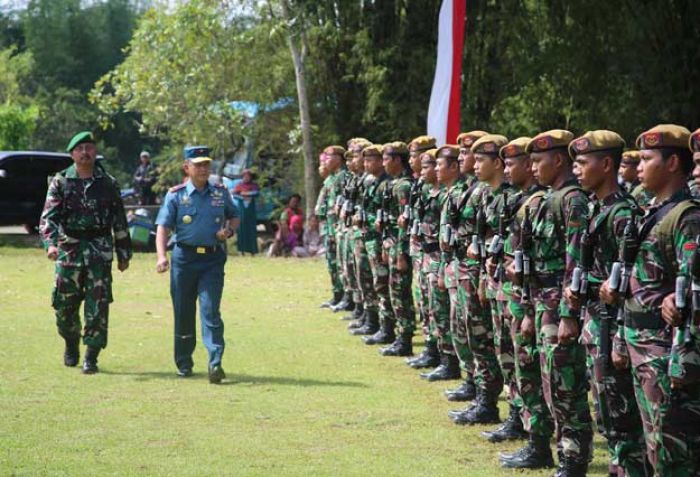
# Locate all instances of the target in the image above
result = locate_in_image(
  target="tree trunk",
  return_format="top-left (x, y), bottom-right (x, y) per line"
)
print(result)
top-left (280, 0), bottom-right (318, 219)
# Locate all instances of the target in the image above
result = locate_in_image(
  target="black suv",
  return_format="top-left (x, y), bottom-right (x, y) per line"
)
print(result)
top-left (0, 151), bottom-right (73, 229)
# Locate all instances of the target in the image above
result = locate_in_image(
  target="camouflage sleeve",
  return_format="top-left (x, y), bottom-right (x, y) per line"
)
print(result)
top-left (560, 191), bottom-right (589, 319)
top-left (110, 178), bottom-right (132, 262)
top-left (39, 175), bottom-right (63, 250)
top-left (314, 185), bottom-right (328, 219)
top-left (396, 180), bottom-right (412, 254)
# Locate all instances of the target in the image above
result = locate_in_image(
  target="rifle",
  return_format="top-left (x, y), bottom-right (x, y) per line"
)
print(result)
top-left (409, 180), bottom-right (425, 237)
top-left (514, 205), bottom-right (533, 302)
top-left (488, 192), bottom-right (508, 283)
top-left (472, 196), bottom-right (491, 274)
top-left (570, 228), bottom-right (594, 326)
top-left (343, 176), bottom-right (357, 227)
top-left (378, 180), bottom-right (393, 241)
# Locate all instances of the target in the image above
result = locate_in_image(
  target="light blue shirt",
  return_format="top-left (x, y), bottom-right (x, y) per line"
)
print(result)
top-left (156, 180), bottom-right (238, 247)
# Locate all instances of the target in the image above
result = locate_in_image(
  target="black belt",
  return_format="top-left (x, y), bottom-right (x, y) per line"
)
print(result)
top-left (422, 242), bottom-right (440, 253)
top-left (63, 228), bottom-right (111, 239)
top-left (625, 309), bottom-right (666, 330)
top-left (177, 243), bottom-right (221, 254)
top-left (535, 273), bottom-right (563, 288)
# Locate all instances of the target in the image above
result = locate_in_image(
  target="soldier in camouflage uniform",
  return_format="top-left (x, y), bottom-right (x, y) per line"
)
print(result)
top-left (360, 145), bottom-right (396, 345)
top-left (40, 131), bottom-right (132, 374)
top-left (620, 150), bottom-right (654, 210)
top-left (316, 158), bottom-right (343, 308)
top-left (498, 138), bottom-right (555, 467)
top-left (522, 130), bottom-right (593, 476)
top-left (319, 148), bottom-right (345, 308)
top-left (378, 141), bottom-right (416, 356)
top-left (337, 146), bottom-right (363, 317)
top-left (566, 131), bottom-right (648, 477)
top-left (332, 149), bottom-right (355, 313)
top-left (601, 125), bottom-right (700, 477)
top-left (405, 136), bottom-right (441, 370)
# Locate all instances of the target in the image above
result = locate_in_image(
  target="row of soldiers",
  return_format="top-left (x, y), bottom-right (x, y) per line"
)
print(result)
top-left (314, 124), bottom-right (700, 477)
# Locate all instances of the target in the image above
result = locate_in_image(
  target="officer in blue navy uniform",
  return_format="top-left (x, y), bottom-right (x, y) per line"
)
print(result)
top-left (155, 146), bottom-right (239, 383)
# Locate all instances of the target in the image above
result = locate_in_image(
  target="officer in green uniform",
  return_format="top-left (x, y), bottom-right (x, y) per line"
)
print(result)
top-left (155, 146), bottom-right (239, 383)
top-left (40, 131), bottom-right (132, 374)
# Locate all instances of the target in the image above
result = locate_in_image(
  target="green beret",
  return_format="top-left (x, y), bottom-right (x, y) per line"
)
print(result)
top-left (457, 131), bottom-right (489, 148)
top-left (436, 144), bottom-right (460, 159)
top-left (66, 131), bottom-right (95, 152)
top-left (347, 137), bottom-right (371, 149)
top-left (409, 135), bottom-right (437, 153)
top-left (689, 128), bottom-right (700, 152)
top-left (526, 129), bottom-right (574, 153)
top-left (362, 145), bottom-right (383, 158)
top-left (569, 130), bottom-right (625, 157)
top-left (499, 137), bottom-right (531, 160)
top-left (382, 141), bottom-right (408, 156)
top-left (324, 145), bottom-right (347, 157)
top-left (420, 148), bottom-right (438, 164)
top-left (621, 150), bottom-right (642, 164)
top-left (471, 134), bottom-right (508, 155)
top-left (636, 124), bottom-right (690, 150)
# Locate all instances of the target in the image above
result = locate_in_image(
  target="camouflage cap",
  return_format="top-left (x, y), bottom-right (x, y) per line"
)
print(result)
top-left (323, 145), bottom-right (347, 158)
top-left (409, 135), bottom-right (437, 153)
top-left (621, 150), bottom-right (642, 164)
top-left (636, 124), bottom-right (690, 150)
top-left (471, 134), bottom-right (508, 155)
top-left (457, 131), bottom-right (489, 149)
top-left (526, 129), bottom-right (575, 154)
top-left (435, 145), bottom-right (460, 159)
top-left (689, 128), bottom-right (700, 152)
top-left (420, 148), bottom-right (438, 164)
top-left (362, 144), bottom-right (383, 158)
top-left (183, 145), bottom-right (212, 163)
top-left (66, 131), bottom-right (95, 152)
top-left (499, 137), bottom-right (532, 160)
top-left (382, 141), bottom-right (409, 156)
top-left (568, 130), bottom-right (626, 158)
top-left (347, 137), bottom-right (371, 149)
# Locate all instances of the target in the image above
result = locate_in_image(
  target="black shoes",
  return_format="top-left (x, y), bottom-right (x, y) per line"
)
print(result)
top-left (63, 336), bottom-right (80, 367)
top-left (499, 435), bottom-right (554, 469)
top-left (481, 404), bottom-right (526, 442)
top-left (553, 455), bottom-right (588, 477)
top-left (444, 375), bottom-right (476, 401)
top-left (343, 302), bottom-right (364, 322)
top-left (449, 391), bottom-right (500, 425)
top-left (209, 365), bottom-right (226, 384)
top-left (363, 318), bottom-right (395, 345)
top-left (82, 346), bottom-right (100, 374)
top-left (320, 291), bottom-right (342, 309)
top-left (420, 353), bottom-right (461, 381)
top-left (331, 293), bottom-right (353, 312)
top-left (405, 341), bottom-right (440, 369)
top-left (351, 310), bottom-right (379, 336)
top-left (379, 333), bottom-right (413, 357)
top-left (177, 368), bottom-right (193, 378)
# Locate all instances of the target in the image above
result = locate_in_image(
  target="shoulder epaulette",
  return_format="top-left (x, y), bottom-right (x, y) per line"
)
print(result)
top-left (169, 183), bottom-right (187, 193)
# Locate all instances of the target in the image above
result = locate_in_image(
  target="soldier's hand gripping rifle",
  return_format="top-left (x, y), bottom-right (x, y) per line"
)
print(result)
top-left (378, 181), bottom-right (393, 241)
top-left (570, 228), bottom-right (594, 327)
top-left (488, 193), bottom-right (508, 283)
top-left (472, 196), bottom-right (491, 274)
top-left (514, 205), bottom-right (533, 301)
top-left (409, 179), bottom-right (425, 237)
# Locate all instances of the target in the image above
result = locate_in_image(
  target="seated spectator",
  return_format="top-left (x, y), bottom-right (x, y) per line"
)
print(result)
top-left (292, 216), bottom-right (324, 257)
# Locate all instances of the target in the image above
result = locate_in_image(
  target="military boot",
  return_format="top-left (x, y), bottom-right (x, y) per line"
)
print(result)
top-left (405, 341), bottom-right (440, 369)
top-left (444, 375), bottom-right (476, 401)
top-left (499, 434), bottom-right (554, 469)
top-left (331, 292), bottom-right (353, 312)
top-left (553, 455), bottom-right (588, 477)
top-left (362, 318), bottom-right (395, 345)
top-left (448, 393), bottom-right (481, 422)
top-left (351, 309), bottom-right (379, 336)
top-left (481, 404), bottom-right (526, 442)
top-left (320, 291), bottom-right (342, 309)
top-left (63, 336), bottom-right (80, 367)
top-left (343, 302), bottom-right (364, 321)
top-left (379, 332), bottom-right (413, 357)
top-left (420, 352), bottom-right (461, 381)
top-left (450, 390), bottom-right (500, 425)
top-left (347, 309), bottom-right (366, 330)
top-left (82, 346), bottom-right (100, 374)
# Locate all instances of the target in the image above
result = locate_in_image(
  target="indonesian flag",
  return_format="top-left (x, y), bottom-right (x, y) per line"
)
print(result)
top-left (427, 0), bottom-right (466, 145)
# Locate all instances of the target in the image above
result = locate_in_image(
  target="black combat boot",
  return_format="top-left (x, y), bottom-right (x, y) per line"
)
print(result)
top-left (379, 332), bottom-right (413, 356)
top-left (405, 341), bottom-right (440, 369)
top-left (420, 352), bottom-right (461, 381)
top-left (444, 374), bottom-right (476, 401)
top-left (553, 455), bottom-right (588, 477)
top-left (331, 292), bottom-right (353, 312)
top-left (63, 336), bottom-right (80, 367)
top-left (499, 434), bottom-right (554, 469)
top-left (347, 309), bottom-right (366, 330)
top-left (448, 393), bottom-right (481, 421)
top-left (450, 390), bottom-right (500, 425)
top-left (343, 301), bottom-right (364, 321)
top-left (320, 291), bottom-right (342, 308)
top-left (481, 404), bottom-right (526, 442)
top-left (363, 318), bottom-right (395, 345)
top-left (82, 346), bottom-right (100, 374)
top-left (351, 309), bottom-right (379, 336)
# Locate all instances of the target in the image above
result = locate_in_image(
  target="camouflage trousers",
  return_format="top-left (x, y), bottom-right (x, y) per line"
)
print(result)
top-left (337, 230), bottom-right (359, 301)
top-left (582, 304), bottom-right (647, 477)
top-left (52, 260), bottom-right (113, 349)
top-left (366, 239), bottom-right (394, 327)
top-left (427, 269), bottom-right (453, 354)
top-left (324, 233), bottom-right (342, 295)
top-left (387, 243), bottom-right (415, 335)
top-left (353, 235), bottom-right (377, 311)
top-left (448, 284), bottom-right (474, 375)
top-left (534, 284), bottom-right (592, 460)
top-left (510, 297), bottom-right (554, 438)
top-left (626, 326), bottom-right (700, 477)
top-left (412, 251), bottom-right (435, 346)
top-left (462, 269), bottom-right (502, 397)
top-left (493, 295), bottom-right (522, 409)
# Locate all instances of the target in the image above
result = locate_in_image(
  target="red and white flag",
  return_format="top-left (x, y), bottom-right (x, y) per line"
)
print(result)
top-left (427, 0), bottom-right (466, 145)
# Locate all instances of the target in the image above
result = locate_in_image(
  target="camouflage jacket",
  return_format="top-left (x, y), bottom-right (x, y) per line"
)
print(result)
top-left (384, 171), bottom-right (414, 255)
top-left (40, 164), bottom-right (132, 265)
top-left (480, 181), bottom-right (512, 299)
top-left (315, 178), bottom-right (331, 237)
top-left (325, 168), bottom-right (350, 233)
top-left (418, 184), bottom-right (446, 273)
top-left (364, 172), bottom-right (390, 243)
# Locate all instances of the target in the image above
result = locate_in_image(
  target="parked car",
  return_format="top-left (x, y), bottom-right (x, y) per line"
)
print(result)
top-left (0, 151), bottom-right (73, 229)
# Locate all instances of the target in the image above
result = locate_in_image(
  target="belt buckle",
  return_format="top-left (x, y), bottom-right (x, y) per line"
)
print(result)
top-left (196, 247), bottom-right (206, 254)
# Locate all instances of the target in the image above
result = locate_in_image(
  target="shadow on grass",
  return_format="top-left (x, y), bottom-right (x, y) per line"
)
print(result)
top-left (101, 369), bottom-right (368, 388)
top-left (0, 233), bottom-right (41, 249)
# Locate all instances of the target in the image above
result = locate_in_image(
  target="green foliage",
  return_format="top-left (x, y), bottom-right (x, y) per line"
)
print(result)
top-left (0, 103), bottom-right (38, 149)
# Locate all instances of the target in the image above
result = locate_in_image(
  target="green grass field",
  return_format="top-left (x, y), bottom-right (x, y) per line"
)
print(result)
top-left (0, 243), bottom-right (609, 476)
